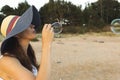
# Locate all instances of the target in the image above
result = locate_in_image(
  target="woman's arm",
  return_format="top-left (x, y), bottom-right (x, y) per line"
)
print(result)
top-left (36, 24), bottom-right (54, 80)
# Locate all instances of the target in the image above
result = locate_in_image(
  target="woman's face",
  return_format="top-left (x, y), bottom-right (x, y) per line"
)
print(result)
top-left (16, 24), bottom-right (36, 40)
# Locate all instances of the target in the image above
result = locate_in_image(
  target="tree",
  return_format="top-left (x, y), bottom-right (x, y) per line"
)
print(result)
top-left (39, 0), bottom-right (82, 25)
top-left (1, 1), bottom-right (30, 16)
top-left (101, 0), bottom-right (120, 23)
top-left (15, 1), bottom-right (30, 15)
top-left (1, 5), bottom-right (15, 16)
top-left (0, 14), bottom-right (4, 25)
top-left (83, 0), bottom-right (120, 29)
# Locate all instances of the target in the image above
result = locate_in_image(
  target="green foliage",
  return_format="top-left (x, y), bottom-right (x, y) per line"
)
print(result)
top-left (1, 1), bottom-right (30, 16)
top-left (39, 0), bottom-right (82, 25)
top-left (0, 14), bottom-right (4, 25)
top-left (1, 0), bottom-right (120, 33)
top-left (82, 0), bottom-right (120, 29)
top-left (15, 1), bottom-right (30, 15)
top-left (101, 0), bottom-right (120, 23)
top-left (1, 5), bottom-right (15, 16)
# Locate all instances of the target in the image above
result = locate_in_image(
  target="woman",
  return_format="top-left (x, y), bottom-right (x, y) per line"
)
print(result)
top-left (0, 6), bottom-right (54, 80)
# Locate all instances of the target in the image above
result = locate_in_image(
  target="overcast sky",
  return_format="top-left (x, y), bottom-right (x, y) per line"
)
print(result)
top-left (0, 0), bottom-right (98, 10)
top-left (0, 0), bottom-right (120, 10)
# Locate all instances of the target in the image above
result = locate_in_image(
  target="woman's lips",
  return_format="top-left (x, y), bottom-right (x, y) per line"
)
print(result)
top-left (33, 30), bottom-right (36, 33)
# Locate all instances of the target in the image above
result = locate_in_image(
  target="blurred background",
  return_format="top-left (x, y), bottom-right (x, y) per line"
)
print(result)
top-left (1, 0), bottom-right (120, 80)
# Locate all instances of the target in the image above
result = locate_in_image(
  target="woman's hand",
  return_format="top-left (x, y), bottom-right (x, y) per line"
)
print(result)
top-left (42, 24), bottom-right (54, 46)
top-left (39, 24), bottom-right (53, 80)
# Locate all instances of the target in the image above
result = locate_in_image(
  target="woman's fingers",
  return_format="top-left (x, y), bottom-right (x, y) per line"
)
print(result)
top-left (46, 24), bottom-right (52, 30)
top-left (50, 27), bottom-right (54, 32)
top-left (43, 24), bottom-right (53, 31)
top-left (42, 24), bottom-right (54, 45)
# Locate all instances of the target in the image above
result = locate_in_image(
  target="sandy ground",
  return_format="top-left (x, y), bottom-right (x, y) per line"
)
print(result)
top-left (29, 34), bottom-right (120, 80)
top-left (1, 34), bottom-right (120, 80)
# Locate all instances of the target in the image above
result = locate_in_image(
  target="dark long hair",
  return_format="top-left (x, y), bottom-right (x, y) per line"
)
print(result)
top-left (1, 37), bottom-right (38, 71)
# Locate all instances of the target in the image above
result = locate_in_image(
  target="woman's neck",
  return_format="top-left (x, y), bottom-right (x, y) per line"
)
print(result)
top-left (18, 39), bottom-right (30, 54)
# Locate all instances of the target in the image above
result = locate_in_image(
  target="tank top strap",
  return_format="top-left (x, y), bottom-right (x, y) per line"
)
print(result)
top-left (32, 65), bottom-right (38, 76)
top-left (0, 55), bottom-right (3, 59)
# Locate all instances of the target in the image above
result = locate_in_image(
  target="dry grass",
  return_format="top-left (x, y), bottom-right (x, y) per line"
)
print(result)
top-left (31, 33), bottom-right (120, 80)
top-left (1, 32), bottom-right (120, 80)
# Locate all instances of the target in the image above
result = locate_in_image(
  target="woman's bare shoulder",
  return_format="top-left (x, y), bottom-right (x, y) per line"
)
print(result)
top-left (0, 55), bottom-right (21, 71)
top-left (0, 55), bottom-right (20, 64)
top-left (0, 55), bottom-right (19, 62)
top-left (0, 55), bottom-right (35, 80)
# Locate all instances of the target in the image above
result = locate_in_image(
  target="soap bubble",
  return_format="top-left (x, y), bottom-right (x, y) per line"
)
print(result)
top-left (52, 22), bottom-right (62, 34)
top-left (111, 19), bottom-right (120, 34)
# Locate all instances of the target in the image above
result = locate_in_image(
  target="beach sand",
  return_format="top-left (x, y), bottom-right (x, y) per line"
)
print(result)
top-left (30, 34), bottom-right (120, 80)
top-left (1, 34), bottom-right (120, 80)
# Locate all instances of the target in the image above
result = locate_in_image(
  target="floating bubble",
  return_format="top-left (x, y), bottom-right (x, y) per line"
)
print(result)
top-left (111, 19), bottom-right (120, 34)
top-left (52, 22), bottom-right (62, 34)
